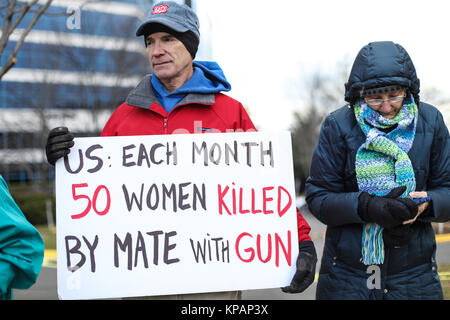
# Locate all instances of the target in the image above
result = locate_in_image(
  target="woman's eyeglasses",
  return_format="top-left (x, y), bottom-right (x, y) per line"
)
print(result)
top-left (364, 94), bottom-right (406, 107)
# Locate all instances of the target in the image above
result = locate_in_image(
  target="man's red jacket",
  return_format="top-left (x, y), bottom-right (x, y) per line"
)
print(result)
top-left (101, 75), bottom-right (312, 243)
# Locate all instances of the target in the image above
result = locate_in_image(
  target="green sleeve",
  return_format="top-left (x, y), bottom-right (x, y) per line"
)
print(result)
top-left (0, 176), bottom-right (44, 299)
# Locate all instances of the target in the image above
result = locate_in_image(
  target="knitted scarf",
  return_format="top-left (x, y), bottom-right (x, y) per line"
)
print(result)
top-left (354, 96), bottom-right (418, 265)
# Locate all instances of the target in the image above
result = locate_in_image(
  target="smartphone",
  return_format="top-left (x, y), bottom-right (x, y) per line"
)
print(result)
top-left (412, 196), bottom-right (431, 204)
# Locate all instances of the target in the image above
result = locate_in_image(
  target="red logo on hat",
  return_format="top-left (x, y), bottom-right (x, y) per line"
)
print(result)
top-left (152, 4), bottom-right (168, 14)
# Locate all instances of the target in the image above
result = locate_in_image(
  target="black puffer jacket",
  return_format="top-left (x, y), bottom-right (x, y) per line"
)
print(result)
top-left (306, 41), bottom-right (450, 300)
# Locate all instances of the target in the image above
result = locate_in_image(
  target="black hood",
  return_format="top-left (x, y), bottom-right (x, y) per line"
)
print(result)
top-left (344, 41), bottom-right (420, 106)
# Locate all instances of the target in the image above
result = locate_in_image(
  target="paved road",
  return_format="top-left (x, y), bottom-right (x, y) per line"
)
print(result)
top-left (14, 206), bottom-right (450, 300)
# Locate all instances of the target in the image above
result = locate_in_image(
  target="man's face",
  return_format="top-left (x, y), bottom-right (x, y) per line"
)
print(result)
top-left (145, 32), bottom-right (193, 89)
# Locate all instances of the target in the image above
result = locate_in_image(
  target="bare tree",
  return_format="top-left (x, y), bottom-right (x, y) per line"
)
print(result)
top-left (420, 85), bottom-right (450, 106)
top-left (291, 106), bottom-right (324, 193)
top-left (290, 59), bottom-right (350, 193)
top-left (0, 0), bottom-right (53, 79)
top-left (0, 2), bottom-right (147, 185)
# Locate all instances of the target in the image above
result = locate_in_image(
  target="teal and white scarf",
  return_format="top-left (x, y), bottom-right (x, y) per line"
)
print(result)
top-left (354, 96), bottom-right (418, 265)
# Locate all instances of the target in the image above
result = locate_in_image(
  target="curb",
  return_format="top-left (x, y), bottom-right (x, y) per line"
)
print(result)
top-left (43, 249), bottom-right (57, 268)
top-left (436, 233), bottom-right (450, 244)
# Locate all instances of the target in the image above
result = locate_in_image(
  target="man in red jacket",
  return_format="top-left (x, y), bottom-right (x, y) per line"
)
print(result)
top-left (46, 1), bottom-right (316, 299)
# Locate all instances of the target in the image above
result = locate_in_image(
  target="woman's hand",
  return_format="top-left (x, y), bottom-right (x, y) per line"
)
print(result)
top-left (403, 191), bottom-right (429, 224)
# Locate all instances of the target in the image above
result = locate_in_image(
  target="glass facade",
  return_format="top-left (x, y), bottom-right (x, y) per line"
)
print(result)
top-left (0, 0), bottom-right (151, 182)
top-left (0, 0), bottom-right (207, 183)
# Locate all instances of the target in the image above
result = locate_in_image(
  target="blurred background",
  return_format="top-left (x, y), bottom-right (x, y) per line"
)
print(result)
top-left (1, 0), bottom-right (449, 299)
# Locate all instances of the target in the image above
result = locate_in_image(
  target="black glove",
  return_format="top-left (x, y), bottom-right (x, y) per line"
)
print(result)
top-left (383, 224), bottom-right (413, 248)
top-left (281, 240), bottom-right (317, 293)
top-left (45, 127), bottom-right (74, 165)
top-left (358, 186), bottom-right (418, 228)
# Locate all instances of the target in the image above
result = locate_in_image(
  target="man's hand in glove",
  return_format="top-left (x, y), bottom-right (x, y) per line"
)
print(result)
top-left (45, 127), bottom-right (74, 165)
top-left (358, 186), bottom-right (418, 228)
top-left (281, 240), bottom-right (317, 294)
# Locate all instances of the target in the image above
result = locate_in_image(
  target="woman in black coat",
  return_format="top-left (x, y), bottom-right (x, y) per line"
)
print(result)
top-left (306, 41), bottom-right (449, 300)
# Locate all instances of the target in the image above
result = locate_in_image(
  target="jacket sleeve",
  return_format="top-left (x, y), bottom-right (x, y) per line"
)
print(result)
top-left (296, 208), bottom-right (311, 242)
top-left (305, 113), bottom-right (365, 227)
top-left (421, 110), bottom-right (450, 222)
top-left (0, 176), bottom-right (44, 299)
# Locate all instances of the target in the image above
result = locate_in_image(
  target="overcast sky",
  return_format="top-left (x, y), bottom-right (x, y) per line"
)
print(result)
top-left (195, 0), bottom-right (450, 130)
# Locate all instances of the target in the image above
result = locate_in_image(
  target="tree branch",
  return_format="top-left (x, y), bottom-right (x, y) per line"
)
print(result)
top-left (8, 1), bottom-right (40, 39)
top-left (0, 0), bottom-right (53, 80)
top-left (0, 0), bottom-right (18, 55)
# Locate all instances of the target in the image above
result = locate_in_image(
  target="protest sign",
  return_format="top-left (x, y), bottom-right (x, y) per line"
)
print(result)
top-left (55, 131), bottom-right (299, 300)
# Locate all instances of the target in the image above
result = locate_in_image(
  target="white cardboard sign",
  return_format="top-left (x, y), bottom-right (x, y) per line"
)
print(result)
top-left (55, 131), bottom-right (299, 300)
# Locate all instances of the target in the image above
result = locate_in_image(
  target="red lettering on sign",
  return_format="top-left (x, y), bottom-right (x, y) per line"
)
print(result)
top-left (262, 186), bottom-right (274, 214)
top-left (71, 183), bottom-right (111, 219)
top-left (235, 231), bottom-right (292, 266)
top-left (235, 232), bottom-right (254, 262)
top-left (71, 183), bottom-right (91, 219)
top-left (239, 188), bottom-right (250, 214)
top-left (277, 186), bottom-right (292, 218)
top-left (251, 188), bottom-right (262, 214)
top-left (217, 184), bottom-right (293, 217)
top-left (218, 184), bottom-right (231, 215)
top-left (275, 231), bottom-right (291, 267)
